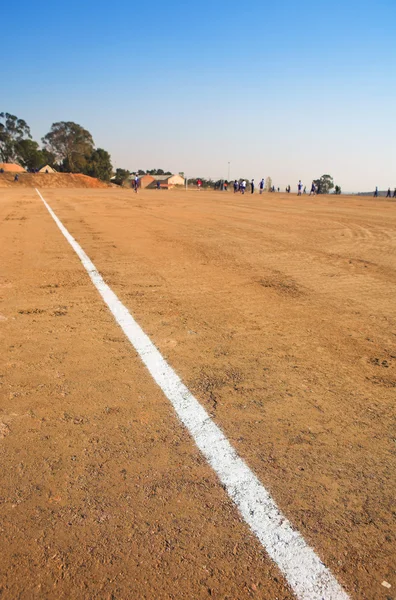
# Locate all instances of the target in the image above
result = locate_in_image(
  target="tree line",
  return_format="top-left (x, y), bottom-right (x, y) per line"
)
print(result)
top-left (1, 113), bottom-right (341, 191)
top-left (0, 112), bottom-right (114, 180)
top-left (0, 113), bottom-right (178, 183)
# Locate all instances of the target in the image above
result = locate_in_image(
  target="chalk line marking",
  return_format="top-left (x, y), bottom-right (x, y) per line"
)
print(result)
top-left (35, 188), bottom-right (349, 600)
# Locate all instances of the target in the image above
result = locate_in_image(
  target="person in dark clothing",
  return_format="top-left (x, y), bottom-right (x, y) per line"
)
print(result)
top-left (374, 187), bottom-right (378, 197)
top-left (393, 188), bottom-right (396, 198)
top-left (251, 179), bottom-right (254, 194)
top-left (386, 188), bottom-right (391, 198)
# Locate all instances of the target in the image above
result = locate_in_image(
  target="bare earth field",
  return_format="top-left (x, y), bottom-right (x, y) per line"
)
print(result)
top-left (0, 188), bottom-right (395, 599)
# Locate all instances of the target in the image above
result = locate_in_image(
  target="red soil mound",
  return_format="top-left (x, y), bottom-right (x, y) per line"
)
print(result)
top-left (0, 172), bottom-right (113, 188)
top-left (0, 163), bottom-right (26, 173)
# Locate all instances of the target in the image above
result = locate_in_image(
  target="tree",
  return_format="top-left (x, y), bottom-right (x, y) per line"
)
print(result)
top-left (42, 121), bottom-right (94, 173)
top-left (313, 174), bottom-right (334, 194)
top-left (113, 168), bottom-right (131, 186)
top-left (15, 139), bottom-right (44, 171)
top-left (146, 168), bottom-right (172, 176)
top-left (334, 185), bottom-right (342, 195)
top-left (265, 176), bottom-right (272, 192)
top-left (0, 112), bottom-right (32, 163)
top-left (83, 148), bottom-right (112, 181)
top-left (41, 148), bottom-right (57, 167)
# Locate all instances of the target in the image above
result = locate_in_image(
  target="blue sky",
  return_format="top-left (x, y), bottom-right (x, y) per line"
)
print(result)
top-left (1, 0), bottom-right (395, 191)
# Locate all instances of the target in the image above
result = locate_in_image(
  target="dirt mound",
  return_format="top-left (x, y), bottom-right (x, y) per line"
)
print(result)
top-left (0, 163), bottom-right (26, 173)
top-left (0, 172), bottom-right (113, 188)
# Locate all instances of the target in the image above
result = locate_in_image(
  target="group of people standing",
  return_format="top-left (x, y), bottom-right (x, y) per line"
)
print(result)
top-left (233, 179), bottom-right (267, 194)
top-left (231, 179), bottom-right (317, 196)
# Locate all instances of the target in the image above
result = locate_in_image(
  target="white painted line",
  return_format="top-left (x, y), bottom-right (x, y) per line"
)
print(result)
top-left (35, 188), bottom-right (349, 600)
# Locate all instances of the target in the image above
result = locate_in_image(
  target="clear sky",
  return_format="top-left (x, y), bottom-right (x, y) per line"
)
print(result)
top-left (1, 0), bottom-right (395, 191)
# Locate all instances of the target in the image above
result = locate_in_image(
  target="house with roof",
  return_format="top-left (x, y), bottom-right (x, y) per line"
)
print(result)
top-left (146, 174), bottom-right (185, 189)
top-left (39, 165), bottom-right (57, 173)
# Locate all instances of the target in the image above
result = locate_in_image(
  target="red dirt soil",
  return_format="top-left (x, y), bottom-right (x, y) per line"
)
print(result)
top-left (0, 188), bottom-right (395, 599)
top-left (0, 173), bottom-right (112, 188)
top-left (0, 163), bottom-right (26, 173)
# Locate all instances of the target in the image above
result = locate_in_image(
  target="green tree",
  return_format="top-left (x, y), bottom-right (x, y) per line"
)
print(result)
top-left (146, 168), bottom-right (172, 175)
top-left (83, 148), bottom-right (113, 181)
top-left (41, 148), bottom-right (57, 168)
top-left (42, 121), bottom-right (94, 173)
top-left (313, 174), bottom-right (334, 194)
top-left (0, 112), bottom-right (32, 163)
top-left (334, 185), bottom-right (342, 195)
top-left (113, 168), bottom-right (131, 186)
top-left (15, 139), bottom-right (44, 171)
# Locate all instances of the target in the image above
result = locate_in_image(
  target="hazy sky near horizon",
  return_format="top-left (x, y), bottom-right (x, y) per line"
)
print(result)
top-left (2, 0), bottom-right (395, 191)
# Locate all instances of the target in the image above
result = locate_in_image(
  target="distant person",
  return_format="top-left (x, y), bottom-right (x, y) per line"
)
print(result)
top-left (374, 186), bottom-right (378, 197)
top-left (45, 169), bottom-right (49, 173)
top-left (0, 168), bottom-right (4, 173)
top-left (298, 180), bottom-right (302, 196)
top-left (386, 188), bottom-right (391, 198)
top-left (241, 180), bottom-right (247, 194)
top-left (251, 179), bottom-right (254, 194)
top-left (14, 174), bottom-right (19, 182)
top-left (133, 175), bottom-right (138, 193)
top-left (393, 188), bottom-right (396, 198)
top-left (156, 180), bottom-right (161, 190)
top-left (259, 178), bottom-right (264, 194)
top-left (233, 180), bottom-right (239, 193)
top-left (224, 180), bottom-right (228, 191)
top-left (303, 186), bottom-right (306, 194)
top-left (277, 187), bottom-right (280, 192)
top-left (197, 179), bottom-right (202, 190)
top-left (310, 182), bottom-right (316, 196)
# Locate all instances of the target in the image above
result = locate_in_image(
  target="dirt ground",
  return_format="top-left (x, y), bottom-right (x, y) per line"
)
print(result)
top-left (0, 173), bottom-right (112, 188)
top-left (0, 187), bottom-right (395, 600)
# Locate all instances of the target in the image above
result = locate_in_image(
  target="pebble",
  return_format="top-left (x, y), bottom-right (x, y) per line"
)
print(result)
top-left (382, 581), bottom-right (391, 589)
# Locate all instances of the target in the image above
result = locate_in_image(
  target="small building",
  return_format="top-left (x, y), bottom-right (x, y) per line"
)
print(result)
top-left (0, 163), bottom-right (26, 173)
top-left (147, 174), bottom-right (185, 189)
top-left (167, 174), bottom-right (185, 187)
top-left (39, 165), bottom-right (57, 173)
top-left (138, 174), bottom-right (155, 189)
